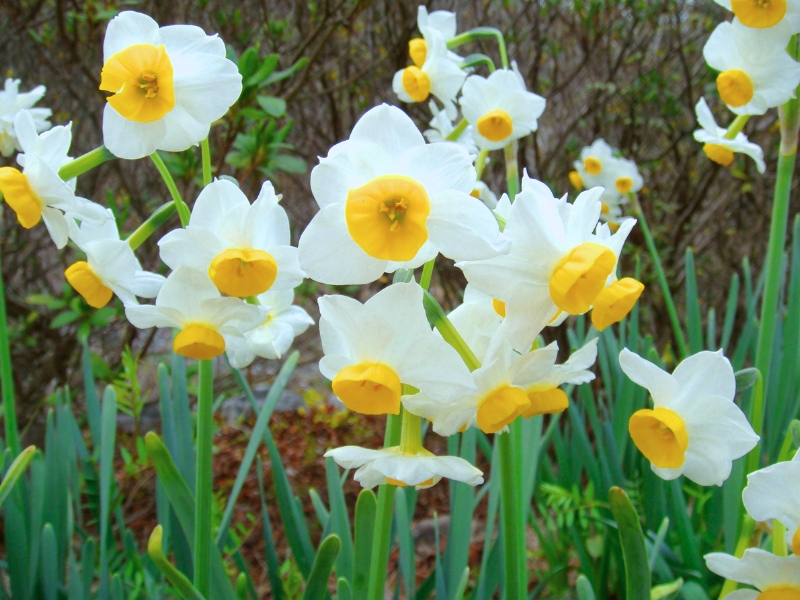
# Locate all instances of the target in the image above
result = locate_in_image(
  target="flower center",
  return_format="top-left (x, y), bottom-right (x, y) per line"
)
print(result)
top-left (408, 38), bottom-right (427, 67)
top-left (476, 384), bottom-right (530, 434)
top-left (601, 202), bottom-right (610, 215)
top-left (522, 387), bottom-right (569, 419)
top-left (477, 109), bottom-right (513, 143)
top-left (717, 70), bottom-right (754, 108)
top-left (569, 170), bottom-right (584, 190)
top-left (584, 157), bottom-right (602, 175)
top-left (758, 587), bottom-right (800, 600)
top-left (401, 66), bottom-right (431, 103)
top-left (173, 324), bottom-right (226, 360)
top-left (591, 277), bottom-right (645, 331)
top-left (332, 362), bottom-right (402, 415)
top-left (629, 407), bottom-right (688, 469)
top-left (345, 175), bottom-right (430, 261)
top-left (492, 298), bottom-right (506, 318)
top-left (549, 242), bottom-right (617, 315)
top-left (793, 526), bottom-right (800, 556)
top-left (0, 167), bottom-right (42, 228)
top-left (731, 0), bottom-right (787, 27)
top-left (616, 177), bottom-right (633, 194)
top-left (386, 477), bottom-right (435, 488)
top-left (703, 143), bottom-right (735, 167)
top-left (208, 248), bottom-right (278, 298)
top-left (65, 261), bottom-right (114, 309)
top-left (100, 43), bottom-right (176, 122)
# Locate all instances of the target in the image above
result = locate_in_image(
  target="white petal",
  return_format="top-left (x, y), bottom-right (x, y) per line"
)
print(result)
top-left (400, 142), bottom-right (476, 195)
top-left (349, 104), bottom-right (425, 154)
top-left (102, 104), bottom-right (165, 160)
top-left (671, 350), bottom-right (735, 410)
top-left (103, 11), bottom-right (160, 61)
top-left (427, 190), bottom-right (509, 261)
top-left (158, 226), bottom-right (223, 271)
top-left (158, 104), bottom-right (210, 152)
top-left (158, 25), bottom-right (225, 58)
top-left (125, 305), bottom-right (181, 329)
top-left (171, 54), bottom-right (242, 124)
top-left (41, 207), bottom-right (69, 249)
top-left (743, 459), bottom-right (800, 529)
top-left (190, 178), bottom-right (248, 229)
top-left (618, 348), bottom-right (678, 406)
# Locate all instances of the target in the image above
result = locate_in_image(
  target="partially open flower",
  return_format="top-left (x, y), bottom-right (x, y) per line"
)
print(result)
top-left (705, 549), bottom-right (800, 600)
top-left (0, 78), bottom-right (51, 157)
top-left (713, 0), bottom-right (800, 32)
top-left (693, 97), bottom-right (765, 173)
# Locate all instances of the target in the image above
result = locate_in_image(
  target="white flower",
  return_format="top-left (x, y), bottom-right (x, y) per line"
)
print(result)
top-left (619, 348), bottom-right (758, 486)
top-left (99, 11), bottom-right (242, 159)
top-left (572, 139), bottom-right (616, 188)
top-left (0, 78), bottom-right (51, 157)
top-left (393, 28), bottom-right (466, 118)
top-left (447, 285), bottom-right (504, 361)
top-left (318, 282), bottom-right (476, 415)
top-left (65, 211), bottom-right (165, 308)
top-left (703, 19), bottom-right (800, 115)
top-left (742, 449), bottom-right (800, 554)
top-left (458, 181), bottom-right (634, 352)
top-left (472, 181), bottom-right (498, 209)
top-left (298, 104), bottom-right (508, 285)
top-left (713, 0), bottom-right (800, 33)
top-left (0, 111), bottom-right (108, 249)
top-left (325, 445), bottom-right (483, 489)
top-left (159, 178), bottom-right (304, 298)
top-left (693, 97), bottom-right (765, 173)
top-left (423, 100), bottom-right (478, 155)
top-left (229, 289), bottom-right (314, 368)
top-left (125, 266), bottom-right (263, 362)
top-left (460, 62), bottom-right (546, 151)
top-left (417, 6), bottom-right (458, 44)
top-left (705, 549), bottom-right (800, 600)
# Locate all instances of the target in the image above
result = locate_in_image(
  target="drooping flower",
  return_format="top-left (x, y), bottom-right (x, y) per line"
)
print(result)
top-left (713, 0), bottom-right (800, 32)
top-left (228, 289), bottom-right (314, 368)
top-left (99, 11), bottom-right (242, 159)
top-left (0, 78), bottom-right (51, 157)
top-left (0, 111), bottom-right (108, 248)
top-left (159, 179), bottom-right (304, 298)
top-left (705, 549), bottom-right (800, 599)
top-left (65, 212), bottom-right (165, 308)
top-left (423, 100), bottom-right (478, 155)
top-left (703, 19), bottom-right (800, 116)
top-left (619, 348), bottom-right (758, 486)
top-left (125, 266), bottom-right (263, 362)
top-left (459, 62), bottom-right (546, 151)
top-left (742, 449), bottom-right (800, 554)
top-left (693, 97), bottom-right (766, 173)
top-left (393, 28), bottom-right (466, 118)
top-left (590, 222), bottom-right (644, 331)
top-left (318, 282), bottom-right (475, 415)
top-left (325, 445), bottom-right (483, 489)
top-left (298, 104), bottom-right (508, 285)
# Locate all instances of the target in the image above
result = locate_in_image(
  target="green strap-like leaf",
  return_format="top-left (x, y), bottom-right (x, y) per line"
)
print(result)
top-left (0, 445), bottom-right (35, 510)
top-left (609, 487), bottom-right (650, 600)
top-left (352, 489), bottom-right (377, 600)
top-left (148, 525), bottom-right (206, 600)
top-left (302, 535), bottom-right (341, 600)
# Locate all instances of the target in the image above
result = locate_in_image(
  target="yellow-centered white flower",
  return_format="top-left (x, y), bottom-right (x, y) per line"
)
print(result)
top-left (324, 445), bottom-right (483, 489)
top-left (591, 222), bottom-right (644, 331)
top-left (705, 549), bottom-right (800, 600)
top-left (703, 19), bottom-right (800, 116)
top-left (619, 348), bottom-right (758, 486)
top-left (0, 78), bottom-right (51, 157)
top-left (0, 111), bottom-right (108, 249)
top-left (572, 139), bottom-right (616, 188)
top-left (713, 0), bottom-right (800, 33)
top-left (742, 449), bottom-right (800, 555)
top-left (65, 212), bottom-right (165, 308)
top-left (298, 104), bottom-right (508, 285)
top-left (125, 266), bottom-right (263, 362)
top-left (318, 282), bottom-right (475, 416)
top-left (694, 97), bottom-right (765, 173)
top-left (460, 62), bottom-right (546, 151)
top-left (571, 140), bottom-right (642, 220)
top-left (159, 179), bottom-right (304, 299)
top-left (99, 11), bottom-right (242, 159)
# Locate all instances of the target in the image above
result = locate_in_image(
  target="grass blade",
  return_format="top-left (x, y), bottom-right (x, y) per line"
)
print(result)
top-left (352, 489), bottom-right (377, 600)
top-left (609, 487), bottom-right (650, 600)
top-left (302, 535), bottom-right (341, 600)
top-left (148, 526), bottom-right (206, 600)
top-left (99, 386), bottom-right (117, 599)
top-left (0, 445), bottom-right (34, 510)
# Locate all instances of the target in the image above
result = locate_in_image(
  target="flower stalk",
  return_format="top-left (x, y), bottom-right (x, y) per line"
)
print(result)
top-left (504, 141), bottom-right (519, 200)
top-left (126, 202), bottom-right (177, 251)
top-left (58, 146), bottom-right (115, 181)
top-left (201, 138), bottom-right (212, 187)
top-left (194, 358), bottom-right (214, 596)
top-left (447, 27), bottom-right (509, 69)
top-left (150, 151), bottom-right (191, 227)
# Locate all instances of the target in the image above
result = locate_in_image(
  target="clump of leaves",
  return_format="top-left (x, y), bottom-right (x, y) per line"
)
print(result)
top-left (113, 346), bottom-right (148, 438)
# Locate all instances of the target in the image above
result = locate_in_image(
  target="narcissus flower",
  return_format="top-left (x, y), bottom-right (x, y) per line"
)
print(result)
top-left (0, 78), bottom-right (51, 157)
top-left (65, 212), bottom-right (165, 308)
top-left (458, 181), bottom-right (634, 352)
top-left (693, 97), bottom-right (765, 173)
top-left (705, 549), bottom-right (800, 600)
top-left (318, 282), bottom-right (475, 415)
top-left (99, 11), bottom-right (242, 159)
top-left (423, 101), bottom-right (478, 155)
top-left (229, 289), bottom-right (314, 367)
top-left (159, 179), bottom-right (304, 298)
top-left (298, 104), bottom-right (508, 285)
top-left (393, 28), bottom-right (466, 118)
top-left (125, 266), bottom-right (263, 362)
top-left (572, 140), bottom-right (642, 220)
top-left (0, 111), bottom-right (108, 248)
top-left (325, 445), bottom-right (483, 489)
top-left (459, 63), bottom-right (546, 151)
top-left (590, 222), bottom-right (644, 331)
top-left (713, 0), bottom-right (800, 32)
top-left (742, 449), bottom-right (800, 554)
top-left (619, 348), bottom-right (758, 486)
top-left (703, 19), bottom-right (800, 115)
top-left (573, 139), bottom-right (615, 187)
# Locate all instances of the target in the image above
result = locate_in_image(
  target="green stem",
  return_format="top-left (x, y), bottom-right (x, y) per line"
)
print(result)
top-left (773, 521), bottom-right (788, 557)
top-left (723, 115), bottom-right (750, 140)
top-left (460, 54), bottom-right (496, 72)
top-left (446, 118), bottom-right (469, 142)
top-left (745, 373), bottom-right (765, 476)
top-left (422, 290), bottom-right (481, 371)
top-left (398, 408), bottom-right (422, 455)
top-left (420, 259), bottom-right (435, 291)
top-left (631, 197), bottom-right (688, 359)
top-left (504, 141), bottom-right (519, 200)
top-left (126, 202), bottom-right (177, 251)
top-left (447, 27), bottom-right (509, 69)
top-left (150, 152), bottom-right (191, 227)
top-left (475, 148), bottom-right (490, 180)
top-left (0, 244), bottom-right (20, 456)
top-left (498, 432), bottom-right (526, 599)
top-left (194, 359), bottom-right (214, 596)
top-left (366, 412), bottom-right (401, 600)
top-left (201, 138), bottom-right (212, 187)
top-left (717, 515), bottom-right (756, 600)
top-left (58, 146), bottom-right (115, 181)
